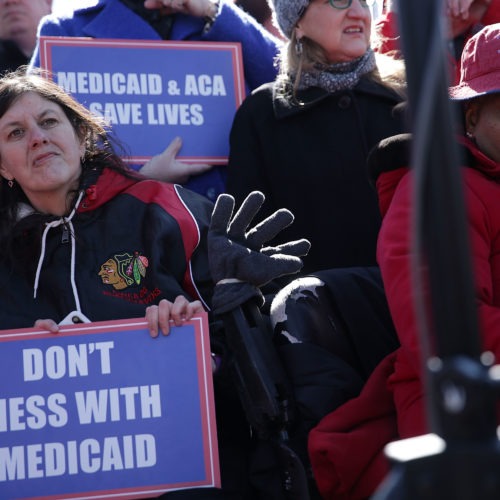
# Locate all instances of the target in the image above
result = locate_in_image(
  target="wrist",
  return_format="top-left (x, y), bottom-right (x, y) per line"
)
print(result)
top-left (203, 0), bottom-right (219, 32)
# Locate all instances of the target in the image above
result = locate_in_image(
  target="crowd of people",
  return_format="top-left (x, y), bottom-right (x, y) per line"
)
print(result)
top-left (309, 19), bottom-right (500, 500)
top-left (2, 0), bottom-right (500, 498)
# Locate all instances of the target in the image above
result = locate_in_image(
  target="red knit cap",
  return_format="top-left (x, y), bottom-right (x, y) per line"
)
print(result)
top-left (449, 23), bottom-right (500, 100)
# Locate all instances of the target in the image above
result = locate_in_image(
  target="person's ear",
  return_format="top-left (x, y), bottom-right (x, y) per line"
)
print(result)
top-left (76, 125), bottom-right (87, 161)
top-left (464, 101), bottom-right (479, 138)
top-left (79, 141), bottom-right (86, 161)
top-left (0, 164), bottom-right (14, 183)
top-left (295, 24), bottom-right (304, 40)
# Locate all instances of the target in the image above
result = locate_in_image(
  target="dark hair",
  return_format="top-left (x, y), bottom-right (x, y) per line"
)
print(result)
top-left (0, 68), bottom-right (139, 258)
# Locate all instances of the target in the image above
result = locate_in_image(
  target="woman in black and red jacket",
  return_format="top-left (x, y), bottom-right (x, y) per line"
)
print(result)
top-left (0, 73), bottom-right (214, 330)
top-left (0, 68), bottom-right (310, 499)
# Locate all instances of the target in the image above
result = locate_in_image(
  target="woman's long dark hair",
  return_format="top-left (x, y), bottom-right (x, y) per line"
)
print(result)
top-left (0, 68), bottom-right (140, 259)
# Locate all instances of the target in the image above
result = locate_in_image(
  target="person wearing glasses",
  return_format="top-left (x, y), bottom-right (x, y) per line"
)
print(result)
top-left (227, 0), bottom-right (406, 276)
top-left (226, 0), bottom-right (407, 495)
top-left (309, 22), bottom-right (500, 500)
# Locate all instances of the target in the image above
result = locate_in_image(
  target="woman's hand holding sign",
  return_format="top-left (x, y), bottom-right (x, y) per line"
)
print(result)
top-left (145, 296), bottom-right (205, 338)
top-left (140, 136), bottom-right (213, 184)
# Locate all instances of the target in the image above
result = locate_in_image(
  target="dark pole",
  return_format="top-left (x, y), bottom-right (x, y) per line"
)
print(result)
top-left (398, 0), bottom-right (490, 438)
top-left (372, 1), bottom-right (500, 498)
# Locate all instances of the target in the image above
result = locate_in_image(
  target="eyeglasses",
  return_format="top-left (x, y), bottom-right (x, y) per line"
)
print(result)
top-left (328, 0), bottom-right (374, 9)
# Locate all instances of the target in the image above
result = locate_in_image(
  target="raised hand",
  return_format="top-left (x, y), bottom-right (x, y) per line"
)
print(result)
top-left (208, 191), bottom-right (310, 314)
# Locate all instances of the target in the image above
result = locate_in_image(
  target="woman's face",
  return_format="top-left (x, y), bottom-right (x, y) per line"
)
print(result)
top-left (295, 0), bottom-right (371, 63)
top-left (0, 92), bottom-right (84, 214)
top-left (466, 94), bottom-right (500, 163)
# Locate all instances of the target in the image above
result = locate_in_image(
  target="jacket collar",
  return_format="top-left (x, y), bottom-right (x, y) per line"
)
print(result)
top-left (375, 135), bottom-right (500, 218)
top-left (79, 168), bottom-right (139, 212)
top-left (272, 76), bottom-right (402, 119)
top-left (461, 135), bottom-right (500, 181)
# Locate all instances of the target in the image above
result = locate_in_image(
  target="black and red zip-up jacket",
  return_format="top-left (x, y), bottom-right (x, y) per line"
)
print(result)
top-left (0, 168), bottom-right (214, 329)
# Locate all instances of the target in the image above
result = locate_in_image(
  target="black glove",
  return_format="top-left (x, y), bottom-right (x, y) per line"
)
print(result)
top-left (208, 191), bottom-right (311, 315)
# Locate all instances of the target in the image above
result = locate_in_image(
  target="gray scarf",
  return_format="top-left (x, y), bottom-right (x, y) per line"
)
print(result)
top-left (295, 48), bottom-right (377, 92)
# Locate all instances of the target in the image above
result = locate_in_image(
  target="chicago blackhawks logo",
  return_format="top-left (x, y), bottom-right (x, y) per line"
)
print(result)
top-left (98, 252), bottom-right (149, 290)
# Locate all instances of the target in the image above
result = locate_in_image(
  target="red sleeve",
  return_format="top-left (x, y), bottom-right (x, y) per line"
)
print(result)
top-left (462, 169), bottom-right (500, 358)
top-left (374, 11), bottom-right (402, 57)
top-left (308, 353), bottom-right (398, 500)
top-left (377, 172), bottom-right (423, 371)
top-left (481, 0), bottom-right (500, 25)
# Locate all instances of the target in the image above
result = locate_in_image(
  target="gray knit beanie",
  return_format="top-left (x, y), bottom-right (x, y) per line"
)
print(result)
top-left (271, 0), bottom-right (310, 39)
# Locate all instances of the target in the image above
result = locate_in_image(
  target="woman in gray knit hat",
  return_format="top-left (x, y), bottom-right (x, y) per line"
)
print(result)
top-left (227, 0), bottom-right (406, 274)
top-left (226, 1), bottom-right (407, 496)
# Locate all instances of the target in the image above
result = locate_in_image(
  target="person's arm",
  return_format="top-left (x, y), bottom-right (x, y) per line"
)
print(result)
top-left (373, 9), bottom-right (401, 56)
top-left (446, 0), bottom-right (475, 18)
top-left (378, 167), bottom-right (500, 371)
top-left (481, 0), bottom-right (500, 25)
top-left (462, 172), bottom-right (500, 356)
top-left (377, 172), bottom-right (422, 370)
top-left (448, 0), bottom-right (492, 38)
top-left (169, 184), bottom-right (215, 306)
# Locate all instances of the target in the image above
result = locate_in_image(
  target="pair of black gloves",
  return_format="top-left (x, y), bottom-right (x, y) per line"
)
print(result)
top-left (208, 191), bottom-right (311, 315)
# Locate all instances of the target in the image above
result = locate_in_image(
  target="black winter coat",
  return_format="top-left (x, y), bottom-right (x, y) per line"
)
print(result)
top-left (227, 77), bottom-right (406, 274)
top-left (0, 39), bottom-right (28, 74)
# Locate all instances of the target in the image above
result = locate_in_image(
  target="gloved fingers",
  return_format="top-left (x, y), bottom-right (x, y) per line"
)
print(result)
top-left (226, 252), bottom-right (305, 286)
top-left (246, 209), bottom-right (294, 248)
top-left (262, 238), bottom-right (311, 257)
top-left (227, 191), bottom-right (265, 241)
top-left (264, 253), bottom-right (305, 281)
top-left (210, 193), bottom-right (235, 234)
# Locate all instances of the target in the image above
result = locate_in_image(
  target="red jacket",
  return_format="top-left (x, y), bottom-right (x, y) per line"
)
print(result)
top-left (308, 137), bottom-right (500, 499)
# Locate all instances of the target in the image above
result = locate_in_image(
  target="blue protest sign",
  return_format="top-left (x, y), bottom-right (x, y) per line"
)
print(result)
top-left (39, 37), bottom-right (246, 165)
top-left (0, 314), bottom-right (220, 499)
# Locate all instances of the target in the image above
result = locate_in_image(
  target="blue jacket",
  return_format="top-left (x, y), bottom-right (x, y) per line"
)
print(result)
top-left (31, 0), bottom-right (282, 201)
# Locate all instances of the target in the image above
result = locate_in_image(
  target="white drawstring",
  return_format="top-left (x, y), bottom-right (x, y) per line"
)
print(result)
top-left (33, 191), bottom-right (85, 316)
